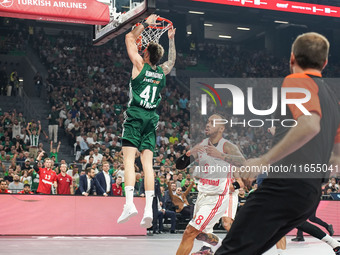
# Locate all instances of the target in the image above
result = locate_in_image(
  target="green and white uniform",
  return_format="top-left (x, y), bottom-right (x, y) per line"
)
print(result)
top-left (122, 63), bottom-right (166, 151)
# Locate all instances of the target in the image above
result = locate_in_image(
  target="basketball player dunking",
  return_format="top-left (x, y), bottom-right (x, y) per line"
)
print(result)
top-left (175, 114), bottom-right (245, 255)
top-left (117, 14), bottom-right (176, 228)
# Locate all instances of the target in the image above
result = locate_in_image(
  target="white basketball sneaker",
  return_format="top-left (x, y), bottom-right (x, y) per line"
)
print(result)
top-left (140, 211), bottom-right (153, 228)
top-left (117, 204), bottom-right (138, 224)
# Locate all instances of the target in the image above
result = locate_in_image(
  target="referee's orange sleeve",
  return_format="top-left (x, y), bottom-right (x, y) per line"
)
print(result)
top-left (334, 125), bottom-right (340, 144)
top-left (282, 73), bottom-right (322, 120)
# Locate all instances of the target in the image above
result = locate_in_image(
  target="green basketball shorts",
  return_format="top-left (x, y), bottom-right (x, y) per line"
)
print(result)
top-left (121, 106), bottom-right (159, 152)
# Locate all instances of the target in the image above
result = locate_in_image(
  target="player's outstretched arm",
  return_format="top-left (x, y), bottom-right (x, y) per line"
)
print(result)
top-left (238, 113), bottom-right (321, 180)
top-left (160, 27), bottom-right (176, 75)
top-left (125, 14), bottom-right (158, 69)
top-left (125, 26), bottom-right (143, 70)
top-left (262, 113), bottom-right (320, 165)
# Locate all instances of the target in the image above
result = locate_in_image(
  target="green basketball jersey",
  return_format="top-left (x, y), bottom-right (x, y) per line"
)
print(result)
top-left (128, 63), bottom-right (166, 110)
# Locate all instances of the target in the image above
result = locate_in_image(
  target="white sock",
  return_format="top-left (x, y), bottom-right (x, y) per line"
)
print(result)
top-left (125, 186), bottom-right (134, 206)
top-left (322, 234), bottom-right (340, 249)
top-left (277, 249), bottom-right (285, 255)
top-left (145, 190), bottom-right (154, 213)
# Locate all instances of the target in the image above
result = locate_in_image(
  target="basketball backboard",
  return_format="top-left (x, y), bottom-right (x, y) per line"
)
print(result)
top-left (93, 0), bottom-right (156, 46)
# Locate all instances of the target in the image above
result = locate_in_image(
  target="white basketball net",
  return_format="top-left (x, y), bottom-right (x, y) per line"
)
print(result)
top-left (133, 18), bottom-right (173, 52)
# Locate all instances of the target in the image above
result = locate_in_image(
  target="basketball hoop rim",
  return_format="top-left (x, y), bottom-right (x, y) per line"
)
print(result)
top-left (135, 17), bottom-right (173, 30)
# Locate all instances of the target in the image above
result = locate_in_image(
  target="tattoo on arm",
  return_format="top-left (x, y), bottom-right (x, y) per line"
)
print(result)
top-left (221, 153), bottom-right (245, 167)
top-left (196, 233), bottom-right (219, 246)
top-left (221, 144), bottom-right (246, 167)
top-left (160, 39), bottom-right (176, 75)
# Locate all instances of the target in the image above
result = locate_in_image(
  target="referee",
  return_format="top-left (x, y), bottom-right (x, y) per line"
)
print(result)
top-left (216, 32), bottom-right (340, 254)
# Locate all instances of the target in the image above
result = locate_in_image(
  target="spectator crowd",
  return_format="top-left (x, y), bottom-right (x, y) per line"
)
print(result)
top-left (1, 22), bottom-right (340, 233)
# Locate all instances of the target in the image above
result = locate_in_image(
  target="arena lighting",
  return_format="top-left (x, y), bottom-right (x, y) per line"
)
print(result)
top-left (237, 27), bottom-right (250, 30)
top-left (192, 0), bottom-right (340, 18)
top-left (204, 23), bottom-right (213, 26)
top-left (275, 20), bottom-right (289, 24)
top-left (188, 10), bottom-right (205, 14)
top-left (219, 35), bottom-right (232, 38)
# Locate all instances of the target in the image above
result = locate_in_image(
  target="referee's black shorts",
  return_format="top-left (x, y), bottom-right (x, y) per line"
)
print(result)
top-left (215, 178), bottom-right (321, 255)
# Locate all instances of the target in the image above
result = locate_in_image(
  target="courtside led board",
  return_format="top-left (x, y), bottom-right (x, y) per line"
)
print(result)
top-left (192, 0), bottom-right (340, 18)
